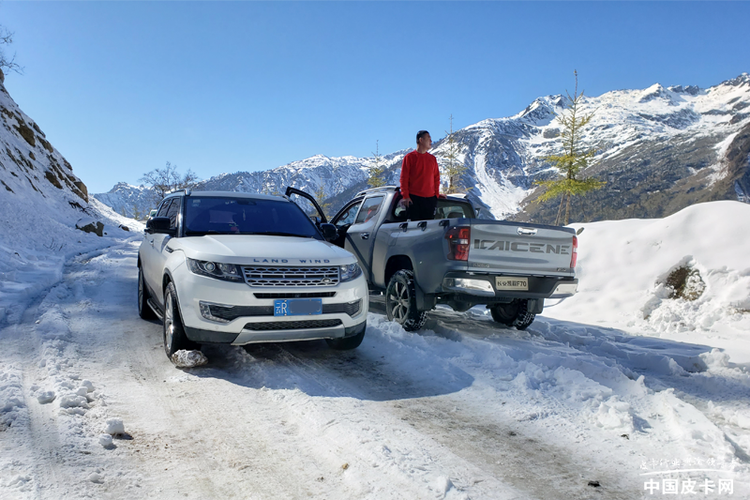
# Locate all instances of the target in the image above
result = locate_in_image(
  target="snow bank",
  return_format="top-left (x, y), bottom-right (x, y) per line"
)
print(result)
top-left (547, 200), bottom-right (750, 362)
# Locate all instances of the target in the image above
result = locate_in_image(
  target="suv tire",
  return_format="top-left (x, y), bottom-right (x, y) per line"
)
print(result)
top-left (490, 299), bottom-right (536, 330)
top-left (325, 323), bottom-right (366, 350)
top-left (385, 270), bottom-right (427, 331)
top-left (138, 266), bottom-right (157, 320)
top-left (163, 282), bottom-right (198, 359)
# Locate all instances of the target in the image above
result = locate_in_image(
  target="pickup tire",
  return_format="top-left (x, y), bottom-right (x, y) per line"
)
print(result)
top-left (386, 270), bottom-right (427, 331)
top-left (490, 299), bottom-right (536, 330)
top-left (138, 266), bottom-right (157, 320)
top-left (325, 323), bottom-right (366, 350)
top-left (163, 282), bottom-right (198, 359)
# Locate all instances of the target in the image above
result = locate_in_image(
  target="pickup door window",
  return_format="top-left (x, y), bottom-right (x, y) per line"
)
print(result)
top-left (330, 199), bottom-right (363, 248)
top-left (344, 195), bottom-right (385, 282)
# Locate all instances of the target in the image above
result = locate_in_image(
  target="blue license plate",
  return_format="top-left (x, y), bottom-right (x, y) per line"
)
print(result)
top-left (274, 299), bottom-right (323, 316)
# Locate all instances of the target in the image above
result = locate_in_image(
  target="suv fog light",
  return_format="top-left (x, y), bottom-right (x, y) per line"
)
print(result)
top-left (199, 301), bottom-right (231, 323)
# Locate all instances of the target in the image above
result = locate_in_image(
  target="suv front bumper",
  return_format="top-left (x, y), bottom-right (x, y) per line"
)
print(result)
top-left (173, 268), bottom-right (368, 345)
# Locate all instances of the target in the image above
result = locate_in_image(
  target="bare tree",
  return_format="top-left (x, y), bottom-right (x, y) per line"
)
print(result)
top-left (0, 25), bottom-right (23, 77)
top-left (140, 161), bottom-right (199, 205)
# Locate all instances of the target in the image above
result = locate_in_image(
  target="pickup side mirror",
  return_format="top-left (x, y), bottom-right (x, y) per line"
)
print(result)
top-left (319, 223), bottom-right (338, 242)
top-left (146, 216), bottom-right (176, 236)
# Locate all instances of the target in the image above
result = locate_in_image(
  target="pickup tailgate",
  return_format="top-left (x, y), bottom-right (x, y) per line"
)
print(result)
top-left (469, 220), bottom-right (576, 276)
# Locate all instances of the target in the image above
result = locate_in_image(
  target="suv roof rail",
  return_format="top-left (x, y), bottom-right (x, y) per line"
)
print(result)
top-left (165, 188), bottom-right (192, 196)
top-left (354, 185), bottom-right (399, 198)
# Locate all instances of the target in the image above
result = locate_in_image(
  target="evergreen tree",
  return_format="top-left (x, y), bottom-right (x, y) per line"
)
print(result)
top-left (367, 141), bottom-right (386, 188)
top-left (535, 71), bottom-right (605, 225)
top-left (440, 114), bottom-right (466, 193)
top-left (315, 185), bottom-right (331, 219)
top-left (133, 204), bottom-right (142, 220)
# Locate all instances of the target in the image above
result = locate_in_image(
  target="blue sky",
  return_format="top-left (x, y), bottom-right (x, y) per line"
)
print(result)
top-left (2, 1), bottom-right (749, 193)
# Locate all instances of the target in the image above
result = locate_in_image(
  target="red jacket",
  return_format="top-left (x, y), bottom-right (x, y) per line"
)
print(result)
top-left (400, 150), bottom-right (440, 199)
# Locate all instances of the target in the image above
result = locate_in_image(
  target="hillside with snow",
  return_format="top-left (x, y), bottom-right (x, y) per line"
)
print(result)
top-left (0, 75), bottom-right (138, 325)
top-left (95, 74), bottom-right (750, 223)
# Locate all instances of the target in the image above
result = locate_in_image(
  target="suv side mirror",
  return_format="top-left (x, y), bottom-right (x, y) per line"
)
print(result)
top-left (146, 216), bottom-right (176, 236)
top-left (319, 223), bottom-right (338, 242)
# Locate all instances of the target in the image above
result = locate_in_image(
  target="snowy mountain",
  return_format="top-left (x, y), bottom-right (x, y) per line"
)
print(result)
top-left (93, 182), bottom-right (156, 219)
top-left (95, 73), bottom-right (750, 223)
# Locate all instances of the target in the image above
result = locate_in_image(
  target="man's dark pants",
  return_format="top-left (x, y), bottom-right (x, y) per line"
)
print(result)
top-left (407, 194), bottom-right (437, 221)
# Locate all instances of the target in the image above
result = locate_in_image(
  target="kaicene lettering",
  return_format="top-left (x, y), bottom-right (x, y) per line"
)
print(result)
top-left (474, 240), bottom-right (570, 255)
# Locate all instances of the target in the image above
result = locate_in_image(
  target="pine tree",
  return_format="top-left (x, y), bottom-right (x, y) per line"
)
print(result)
top-left (315, 185), bottom-right (331, 219)
top-left (535, 71), bottom-right (605, 225)
top-left (367, 141), bottom-right (386, 188)
top-left (441, 114), bottom-right (466, 194)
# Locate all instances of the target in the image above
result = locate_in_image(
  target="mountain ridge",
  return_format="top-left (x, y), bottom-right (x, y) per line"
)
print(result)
top-left (95, 73), bottom-right (750, 223)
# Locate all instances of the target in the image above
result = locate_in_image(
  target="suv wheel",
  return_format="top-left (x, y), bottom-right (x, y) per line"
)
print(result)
top-left (325, 322), bottom-right (366, 350)
top-left (490, 299), bottom-right (536, 330)
top-left (385, 270), bottom-right (427, 331)
top-left (138, 266), bottom-right (156, 320)
top-left (163, 282), bottom-right (197, 359)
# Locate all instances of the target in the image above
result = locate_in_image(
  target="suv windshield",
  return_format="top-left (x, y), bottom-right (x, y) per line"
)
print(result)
top-left (183, 197), bottom-right (321, 238)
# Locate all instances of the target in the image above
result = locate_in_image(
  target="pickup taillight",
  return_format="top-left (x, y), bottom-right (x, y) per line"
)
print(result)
top-left (446, 226), bottom-right (470, 261)
top-left (571, 235), bottom-right (578, 268)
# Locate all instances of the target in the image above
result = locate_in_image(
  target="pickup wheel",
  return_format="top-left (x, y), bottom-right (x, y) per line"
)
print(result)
top-left (386, 270), bottom-right (427, 332)
top-left (163, 282), bottom-right (198, 359)
top-left (490, 299), bottom-right (536, 330)
top-left (138, 266), bottom-right (157, 320)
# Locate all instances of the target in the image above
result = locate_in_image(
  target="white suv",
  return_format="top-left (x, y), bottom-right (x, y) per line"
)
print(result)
top-left (138, 190), bottom-right (368, 361)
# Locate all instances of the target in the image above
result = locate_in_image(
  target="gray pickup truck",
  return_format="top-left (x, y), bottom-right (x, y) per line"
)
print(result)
top-left (287, 186), bottom-right (578, 331)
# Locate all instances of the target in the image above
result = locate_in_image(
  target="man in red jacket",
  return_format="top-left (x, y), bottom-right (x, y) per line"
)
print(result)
top-left (400, 130), bottom-right (445, 220)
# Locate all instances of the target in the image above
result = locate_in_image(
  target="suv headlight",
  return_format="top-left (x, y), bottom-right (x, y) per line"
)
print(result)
top-left (187, 258), bottom-right (243, 282)
top-left (340, 262), bottom-right (362, 282)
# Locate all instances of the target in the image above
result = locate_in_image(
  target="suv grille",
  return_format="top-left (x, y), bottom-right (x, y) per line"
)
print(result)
top-left (242, 267), bottom-right (340, 287)
top-left (243, 319), bottom-right (343, 331)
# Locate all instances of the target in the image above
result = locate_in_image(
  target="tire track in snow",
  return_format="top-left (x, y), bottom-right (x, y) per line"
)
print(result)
top-left (60, 246), bottom-right (336, 499)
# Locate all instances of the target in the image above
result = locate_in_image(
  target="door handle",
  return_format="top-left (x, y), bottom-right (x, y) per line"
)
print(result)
top-left (517, 228), bottom-right (538, 236)
top-left (149, 239), bottom-right (154, 247)
top-left (360, 233), bottom-right (370, 240)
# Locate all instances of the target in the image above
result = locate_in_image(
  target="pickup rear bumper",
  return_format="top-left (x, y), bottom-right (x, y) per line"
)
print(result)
top-left (440, 271), bottom-right (578, 300)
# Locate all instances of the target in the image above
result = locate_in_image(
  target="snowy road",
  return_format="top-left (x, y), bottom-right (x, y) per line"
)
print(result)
top-left (1, 236), bottom-right (749, 500)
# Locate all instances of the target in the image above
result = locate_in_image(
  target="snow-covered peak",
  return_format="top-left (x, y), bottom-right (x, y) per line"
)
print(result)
top-left (718, 72), bottom-right (750, 88)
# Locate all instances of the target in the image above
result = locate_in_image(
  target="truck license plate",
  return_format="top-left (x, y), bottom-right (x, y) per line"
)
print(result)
top-left (274, 299), bottom-right (323, 316)
top-left (495, 277), bottom-right (529, 291)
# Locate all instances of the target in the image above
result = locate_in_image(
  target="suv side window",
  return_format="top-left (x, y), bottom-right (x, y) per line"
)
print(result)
top-left (165, 197), bottom-right (181, 229)
top-left (355, 196), bottom-right (384, 224)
